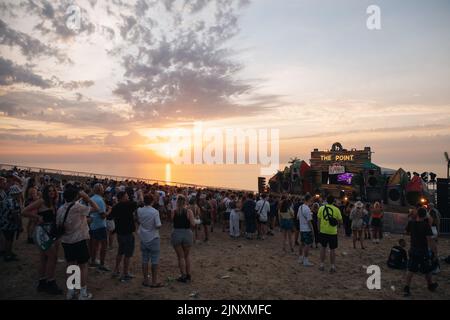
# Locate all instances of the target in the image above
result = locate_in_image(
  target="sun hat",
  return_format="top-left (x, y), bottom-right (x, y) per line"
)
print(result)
top-left (355, 201), bottom-right (364, 209)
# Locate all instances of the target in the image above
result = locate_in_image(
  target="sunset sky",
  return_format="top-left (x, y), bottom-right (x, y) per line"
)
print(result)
top-left (1, 0), bottom-right (449, 188)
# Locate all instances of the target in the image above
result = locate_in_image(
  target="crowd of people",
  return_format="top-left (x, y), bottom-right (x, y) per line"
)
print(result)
top-left (0, 167), bottom-right (446, 299)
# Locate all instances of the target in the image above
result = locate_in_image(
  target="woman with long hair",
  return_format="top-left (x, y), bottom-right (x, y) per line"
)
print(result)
top-left (278, 197), bottom-right (294, 253)
top-left (22, 184), bottom-right (63, 295)
top-left (171, 195), bottom-right (195, 283)
top-left (24, 179), bottom-right (39, 244)
top-left (370, 202), bottom-right (384, 244)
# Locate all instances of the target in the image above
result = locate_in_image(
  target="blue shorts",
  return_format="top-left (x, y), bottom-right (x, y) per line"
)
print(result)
top-left (89, 227), bottom-right (107, 241)
top-left (141, 238), bottom-right (161, 265)
top-left (280, 219), bottom-right (293, 231)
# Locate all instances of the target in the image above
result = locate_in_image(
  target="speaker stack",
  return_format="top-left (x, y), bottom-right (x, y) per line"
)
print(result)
top-left (365, 170), bottom-right (383, 202)
top-left (387, 185), bottom-right (402, 206)
top-left (437, 178), bottom-right (449, 218)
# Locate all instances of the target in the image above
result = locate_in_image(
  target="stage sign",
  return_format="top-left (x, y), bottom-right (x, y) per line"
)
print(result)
top-left (329, 165), bottom-right (345, 175)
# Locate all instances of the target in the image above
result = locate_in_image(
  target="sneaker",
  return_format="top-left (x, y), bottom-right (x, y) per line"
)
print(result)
top-left (66, 290), bottom-right (77, 300)
top-left (298, 257), bottom-right (304, 264)
top-left (37, 279), bottom-right (47, 292)
top-left (432, 266), bottom-right (440, 275)
top-left (97, 265), bottom-right (111, 272)
top-left (319, 265), bottom-right (325, 272)
top-left (120, 274), bottom-right (134, 282)
top-left (303, 260), bottom-right (314, 267)
top-left (78, 292), bottom-right (93, 300)
top-left (45, 280), bottom-right (63, 295)
top-left (177, 275), bottom-right (188, 283)
top-left (428, 283), bottom-right (438, 292)
top-left (403, 286), bottom-right (411, 297)
top-left (329, 266), bottom-right (337, 274)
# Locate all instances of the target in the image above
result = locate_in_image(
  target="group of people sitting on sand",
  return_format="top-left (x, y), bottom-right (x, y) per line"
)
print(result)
top-left (0, 167), bottom-right (446, 299)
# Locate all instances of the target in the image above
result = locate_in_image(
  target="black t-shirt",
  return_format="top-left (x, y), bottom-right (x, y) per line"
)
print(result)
top-left (406, 220), bottom-right (433, 253)
top-left (242, 200), bottom-right (256, 217)
top-left (110, 201), bottom-right (138, 235)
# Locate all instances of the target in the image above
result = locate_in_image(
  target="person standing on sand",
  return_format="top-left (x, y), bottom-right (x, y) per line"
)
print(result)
top-left (171, 195), bottom-right (196, 283)
top-left (208, 193), bottom-right (217, 233)
top-left (350, 201), bottom-right (365, 249)
top-left (298, 194), bottom-right (315, 267)
top-left (311, 202), bottom-right (320, 249)
top-left (255, 194), bottom-right (270, 240)
top-left (318, 195), bottom-right (343, 273)
top-left (88, 184), bottom-right (109, 271)
top-left (229, 194), bottom-right (240, 238)
top-left (371, 202), bottom-right (384, 244)
top-left (278, 196), bottom-right (294, 253)
top-left (110, 191), bottom-right (138, 282)
top-left (58, 185), bottom-right (100, 300)
top-left (200, 194), bottom-right (212, 242)
top-left (137, 194), bottom-right (163, 288)
top-left (403, 207), bottom-right (438, 297)
top-left (243, 193), bottom-right (257, 239)
top-left (22, 184), bottom-right (63, 295)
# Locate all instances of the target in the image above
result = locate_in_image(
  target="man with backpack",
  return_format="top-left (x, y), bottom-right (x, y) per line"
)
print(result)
top-left (403, 207), bottom-right (438, 297)
top-left (317, 195), bottom-right (343, 273)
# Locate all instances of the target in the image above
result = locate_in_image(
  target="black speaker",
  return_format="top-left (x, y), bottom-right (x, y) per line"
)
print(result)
top-left (406, 191), bottom-right (421, 207)
top-left (258, 177), bottom-right (266, 194)
top-left (437, 178), bottom-right (449, 218)
top-left (387, 185), bottom-right (402, 206)
top-left (366, 187), bottom-right (383, 202)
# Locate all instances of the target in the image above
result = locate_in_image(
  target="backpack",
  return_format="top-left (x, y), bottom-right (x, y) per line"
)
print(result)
top-left (323, 205), bottom-right (338, 227)
top-left (387, 246), bottom-right (407, 270)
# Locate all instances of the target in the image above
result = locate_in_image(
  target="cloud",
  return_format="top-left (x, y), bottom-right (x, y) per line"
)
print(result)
top-left (0, 90), bottom-right (132, 128)
top-left (0, 18), bottom-right (71, 63)
top-left (111, 0), bottom-right (260, 120)
top-left (0, 57), bottom-right (51, 88)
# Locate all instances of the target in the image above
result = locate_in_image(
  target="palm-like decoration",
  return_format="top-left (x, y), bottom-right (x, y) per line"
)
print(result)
top-left (289, 157), bottom-right (301, 165)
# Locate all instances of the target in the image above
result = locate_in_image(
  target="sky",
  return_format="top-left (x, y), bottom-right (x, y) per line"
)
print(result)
top-left (1, 0), bottom-right (449, 187)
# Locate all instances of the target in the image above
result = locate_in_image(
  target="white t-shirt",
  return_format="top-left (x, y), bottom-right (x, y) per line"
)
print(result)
top-left (57, 202), bottom-right (91, 244)
top-left (157, 191), bottom-right (166, 206)
top-left (298, 204), bottom-right (313, 232)
top-left (255, 199), bottom-right (270, 222)
top-left (137, 206), bottom-right (162, 243)
top-left (223, 197), bottom-right (231, 213)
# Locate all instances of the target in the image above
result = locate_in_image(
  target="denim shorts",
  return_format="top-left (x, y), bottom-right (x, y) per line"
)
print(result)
top-left (171, 229), bottom-right (193, 247)
top-left (141, 238), bottom-right (160, 265)
top-left (89, 227), bottom-right (107, 241)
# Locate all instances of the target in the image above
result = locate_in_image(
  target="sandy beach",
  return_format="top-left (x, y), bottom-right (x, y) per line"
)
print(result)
top-left (1, 220), bottom-right (449, 300)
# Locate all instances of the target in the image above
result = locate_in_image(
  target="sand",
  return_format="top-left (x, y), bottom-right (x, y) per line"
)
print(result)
top-left (1, 221), bottom-right (449, 300)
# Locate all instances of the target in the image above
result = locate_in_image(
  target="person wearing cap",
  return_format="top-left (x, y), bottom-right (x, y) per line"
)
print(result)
top-left (0, 184), bottom-right (23, 262)
top-left (350, 201), bottom-right (366, 250)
